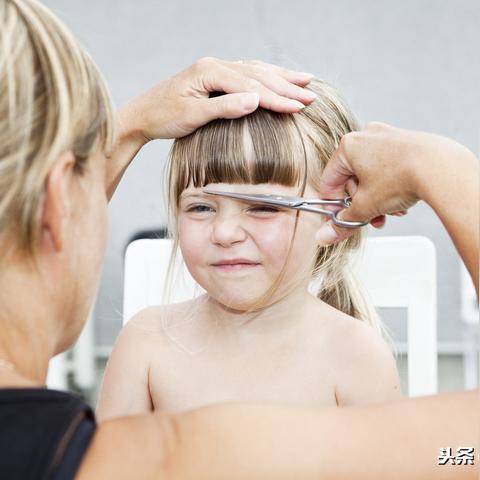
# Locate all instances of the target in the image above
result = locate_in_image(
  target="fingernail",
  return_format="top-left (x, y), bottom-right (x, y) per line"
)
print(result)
top-left (287, 99), bottom-right (307, 110)
top-left (241, 92), bottom-right (260, 111)
top-left (303, 90), bottom-right (317, 100)
top-left (315, 224), bottom-right (339, 245)
top-left (299, 72), bottom-right (315, 79)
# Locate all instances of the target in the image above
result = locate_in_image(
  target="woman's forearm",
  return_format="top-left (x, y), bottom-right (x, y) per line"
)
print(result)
top-left (318, 124), bottom-right (479, 292)
top-left (105, 102), bottom-right (147, 201)
top-left (410, 140), bottom-right (479, 291)
top-left (80, 391), bottom-right (479, 479)
top-left (167, 391), bottom-right (479, 480)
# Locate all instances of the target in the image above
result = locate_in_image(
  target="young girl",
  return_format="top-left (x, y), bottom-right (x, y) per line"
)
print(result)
top-left (97, 79), bottom-right (401, 419)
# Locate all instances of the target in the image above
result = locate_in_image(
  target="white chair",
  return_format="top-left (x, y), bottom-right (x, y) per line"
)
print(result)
top-left (124, 236), bottom-right (438, 397)
top-left (46, 309), bottom-right (96, 391)
top-left (47, 352), bottom-right (69, 390)
top-left (352, 236), bottom-right (437, 396)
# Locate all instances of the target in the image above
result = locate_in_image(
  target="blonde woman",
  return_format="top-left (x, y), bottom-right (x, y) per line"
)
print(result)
top-left (0, 0), bottom-right (477, 479)
top-left (0, 0), bottom-right (317, 477)
top-left (97, 81), bottom-right (402, 419)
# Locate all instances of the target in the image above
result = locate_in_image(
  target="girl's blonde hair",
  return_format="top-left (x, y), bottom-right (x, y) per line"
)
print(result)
top-left (0, 0), bottom-right (114, 260)
top-left (166, 79), bottom-right (382, 333)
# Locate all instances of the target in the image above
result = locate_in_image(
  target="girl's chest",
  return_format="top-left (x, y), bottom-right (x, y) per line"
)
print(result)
top-left (148, 338), bottom-right (339, 412)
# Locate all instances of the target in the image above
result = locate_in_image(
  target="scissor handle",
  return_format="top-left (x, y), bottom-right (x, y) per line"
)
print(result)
top-left (330, 209), bottom-right (368, 228)
top-left (306, 196), bottom-right (352, 208)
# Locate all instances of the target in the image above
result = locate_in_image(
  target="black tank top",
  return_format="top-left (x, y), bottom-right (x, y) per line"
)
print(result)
top-left (0, 388), bottom-right (96, 479)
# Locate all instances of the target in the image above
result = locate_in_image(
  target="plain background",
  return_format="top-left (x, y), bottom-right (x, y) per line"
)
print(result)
top-left (43, 0), bottom-right (479, 392)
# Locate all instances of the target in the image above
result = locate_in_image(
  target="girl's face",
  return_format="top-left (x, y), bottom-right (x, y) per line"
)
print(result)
top-left (177, 182), bottom-right (324, 311)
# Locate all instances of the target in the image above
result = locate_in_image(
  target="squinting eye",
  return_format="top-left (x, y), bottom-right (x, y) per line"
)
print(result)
top-left (185, 204), bottom-right (215, 214)
top-left (248, 205), bottom-right (281, 214)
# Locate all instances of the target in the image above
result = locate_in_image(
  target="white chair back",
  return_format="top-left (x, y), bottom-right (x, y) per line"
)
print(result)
top-left (123, 236), bottom-right (437, 396)
top-left (46, 309), bottom-right (96, 390)
top-left (352, 236), bottom-right (437, 396)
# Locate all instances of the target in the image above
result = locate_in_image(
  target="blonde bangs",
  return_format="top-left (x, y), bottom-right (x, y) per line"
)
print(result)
top-left (168, 108), bottom-right (311, 210)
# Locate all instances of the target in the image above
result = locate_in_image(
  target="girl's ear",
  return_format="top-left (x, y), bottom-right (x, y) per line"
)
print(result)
top-left (41, 151), bottom-right (76, 252)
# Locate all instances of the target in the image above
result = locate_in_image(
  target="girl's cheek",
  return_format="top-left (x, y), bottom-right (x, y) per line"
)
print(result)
top-left (253, 217), bottom-right (295, 263)
top-left (178, 218), bottom-right (210, 263)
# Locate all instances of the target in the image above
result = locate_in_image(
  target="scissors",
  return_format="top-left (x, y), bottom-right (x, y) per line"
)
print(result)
top-left (202, 189), bottom-right (368, 228)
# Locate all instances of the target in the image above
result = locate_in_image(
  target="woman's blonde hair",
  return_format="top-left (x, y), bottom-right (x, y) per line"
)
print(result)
top-left (0, 0), bottom-right (114, 260)
top-left (166, 79), bottom-right (382, 333)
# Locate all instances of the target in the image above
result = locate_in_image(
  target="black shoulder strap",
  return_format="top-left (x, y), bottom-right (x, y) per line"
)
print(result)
top-left (0, 388), bottom-right (96, 480)
top-left (49, 407), bottom-right (96, 479)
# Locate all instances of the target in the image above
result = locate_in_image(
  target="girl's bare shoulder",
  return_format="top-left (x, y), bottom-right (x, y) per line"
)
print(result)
top-left (306, 296), bottom-right (388, 356)
top-left (125, 298), bottom-right (200, 334)
top-left (304, 295), bottom-right (357, 334)
top-left (107, 302), bottom-right (195, 363)
top-left (122, 297), bottom-right (211, 357)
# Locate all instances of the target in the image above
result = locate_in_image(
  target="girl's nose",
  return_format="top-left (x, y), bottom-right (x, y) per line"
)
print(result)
top-left (210, 214), bottom-right (247, 247)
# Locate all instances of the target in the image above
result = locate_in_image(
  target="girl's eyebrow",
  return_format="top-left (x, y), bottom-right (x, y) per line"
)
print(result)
top-left (180, 193), bottom-right (208, 200)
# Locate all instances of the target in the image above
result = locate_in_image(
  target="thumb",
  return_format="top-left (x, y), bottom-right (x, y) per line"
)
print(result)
top-left (205, 92), bottom-right (260, 120)
top-left (315, 190), bottom-right (373, 246)
top-left (318, 148), bottom-right (355, 199)
top-left (315, 221), bottom-right (344, 246)
top-left (337, 190), bottom-right (373, 224)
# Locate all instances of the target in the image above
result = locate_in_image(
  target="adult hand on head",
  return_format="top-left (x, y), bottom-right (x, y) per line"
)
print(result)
top-left (315, 122), bottom-right (433, 245)
top-left (118, 57), bottom-right (316, 141)
top-left (107, 57), bottom-right (316, 199)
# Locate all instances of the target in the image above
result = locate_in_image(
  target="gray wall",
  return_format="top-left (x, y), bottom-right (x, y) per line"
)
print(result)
top-left (43, 0), bottom-right (479, 347)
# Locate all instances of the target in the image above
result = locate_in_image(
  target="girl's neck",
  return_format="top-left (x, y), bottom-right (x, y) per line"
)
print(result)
top-left (204, 286), bottom-right (320, 335)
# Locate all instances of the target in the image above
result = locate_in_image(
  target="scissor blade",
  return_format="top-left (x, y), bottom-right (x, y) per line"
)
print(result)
top-left (202, 189), bottom-right (368, 228)
top-left (202, 189), bottom-right (303, 207)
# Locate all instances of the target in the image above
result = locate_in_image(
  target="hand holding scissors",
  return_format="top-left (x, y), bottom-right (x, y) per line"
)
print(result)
top-left (202, 190), bottom-right (368, 228)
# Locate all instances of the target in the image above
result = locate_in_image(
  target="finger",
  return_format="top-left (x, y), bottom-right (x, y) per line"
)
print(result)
top-left (370, 215), bottom-right (386, 228)
top-left (226, 59), bottom-right (314, 86)
top-left (338, 189), bottom-right (375, 223)
top-left (315, 220), bottom-right (355, 246)
top-left (345, 177), bottom-right (358, 197)
top-left (248, 60), bottom-right (314, 86)
top-left (224, 62), bottom-right (317, 103)
top-left (315, 212), bottom-right (386, 246)
top-left (186, 93), bottom-right (261, 129)
top-left (318, 151), bottom-right (354, 199)
top-left (390, 209), bottom-right (408, 216)
top-left (316, 190), bottom-right (374, 245)
top-left (208, 92), bottom-right (261, 119)
top-left (201, 64), bottom-right (306, 113)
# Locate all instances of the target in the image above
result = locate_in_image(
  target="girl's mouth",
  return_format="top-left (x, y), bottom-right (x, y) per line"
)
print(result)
top-left (212, 259), bottom-right (260, 271)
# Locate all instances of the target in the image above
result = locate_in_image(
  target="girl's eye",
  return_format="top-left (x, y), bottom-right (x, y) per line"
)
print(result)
top-left (248, 205), bottom-right (281, 214)
top-left (185, 204), bottom-right (215, 214)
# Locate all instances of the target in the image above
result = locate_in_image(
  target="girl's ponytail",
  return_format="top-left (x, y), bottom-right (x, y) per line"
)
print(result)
top-left (313, 239), bottom-right (386, 337)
